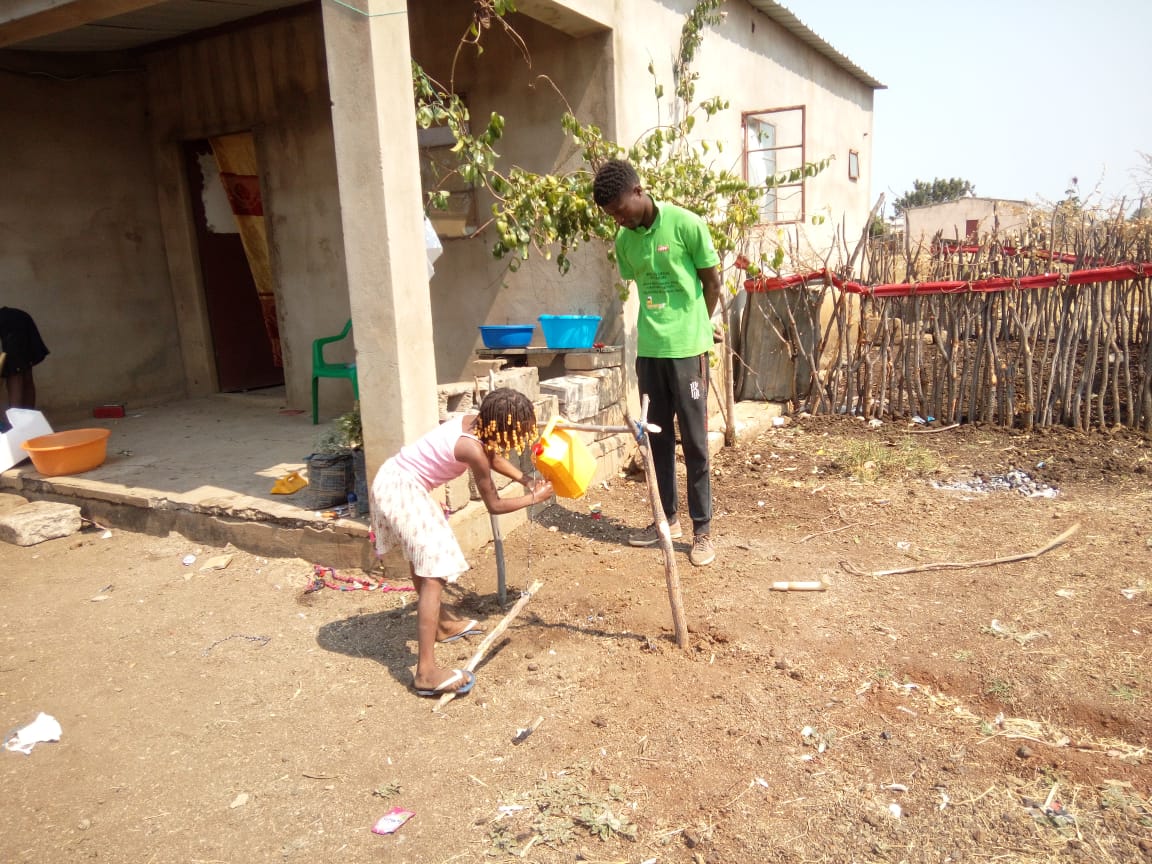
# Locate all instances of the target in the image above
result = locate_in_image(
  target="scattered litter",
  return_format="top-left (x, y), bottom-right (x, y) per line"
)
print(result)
top-left (270, 471), bottom-right (307, 495)
top-left (888, 802), bottom-right (903, 818)
top-left (932, 470), bottom-right (1057, 498)
top-left (588, 503), bottom-right (602, 520)
top-left (1120, 585), bottom-right (1146, 600)
top-left (548, 525), bottom-right (558, 532)
top-left (101, 530), bottom-right (112, 540)
top-left (512, 716), bottom-right (544, 745)
top-left (229, 792), bottom-right (249, 809)
top-left (867, 418), bottom-right (883, 428)
top-left (497, 804), bottom-right (525, 815)
top-left (896, 541), bottom-right (911, 551)
top-left (800, 726), bottom-right (829, 753)
top-left (4, 712), bottom-right (62, 755)
top-left (182, 554), bottom-right (196, 566)
top-left (986, 619), bottom-right (1049, 645)
top-left (883, 783), bottom-right (908, 793)
top-left (1055, 588), bottom-right (1076, 599)
top-left (755, 777), bottom-right (770, 789)
top-left (372, 807), bottom-right (415, 835)
top-left (304, 564), bottom-right (414, 594)
top-left (90, 584), bottom-right (113, 602)
top-left (199, 554), bottom-right (233, 572)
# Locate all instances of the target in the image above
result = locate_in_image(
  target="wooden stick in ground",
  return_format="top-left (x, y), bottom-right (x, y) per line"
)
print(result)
top-left (435, 579), bottom-right (544, 710)
top-left (840, 523), bottom-right (1079, 578)
top-left (631, 396), bottom-right (689, 650)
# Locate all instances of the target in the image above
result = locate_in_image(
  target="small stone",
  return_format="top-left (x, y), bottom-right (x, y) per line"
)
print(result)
top-left (230, 792), bottom-right (249, 809)
top-left (879, 730), bottom-right (891, 740)
top-left (1137, 838), bottom-right (1151, 852)
top-left (683, 830), bottom-right (699, 848)
top-left (591, 716), bottom-right (608, 728)
top-left (1015, 746), bottom-right (1033, 759)
top-left (527, 663), bottom-right (539, 671)
top-left (77, 818), bottom-right (92, 831)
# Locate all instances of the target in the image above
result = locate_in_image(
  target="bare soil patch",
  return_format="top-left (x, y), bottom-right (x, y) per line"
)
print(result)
top-left (3, 416), bottom-right (1151, 863)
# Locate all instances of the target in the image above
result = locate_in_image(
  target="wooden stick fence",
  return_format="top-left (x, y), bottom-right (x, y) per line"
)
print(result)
top-left (740, 216), bottom-right (1152, 432)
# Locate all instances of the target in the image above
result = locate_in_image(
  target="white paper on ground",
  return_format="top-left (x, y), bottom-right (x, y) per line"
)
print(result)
top-left (3, 712), bottom-right (62, 754)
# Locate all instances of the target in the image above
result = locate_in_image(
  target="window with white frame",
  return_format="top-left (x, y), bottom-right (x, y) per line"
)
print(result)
top-left (743, 106), bottom-right (806, 224)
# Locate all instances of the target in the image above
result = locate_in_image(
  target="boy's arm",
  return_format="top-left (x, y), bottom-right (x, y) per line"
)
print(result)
top-left (699, 264), bottom-right (722, 316)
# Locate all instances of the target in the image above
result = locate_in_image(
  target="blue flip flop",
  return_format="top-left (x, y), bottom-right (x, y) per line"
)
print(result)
top-left (414, 669), bottom-right (475, 698)
top-left (438, 619), bottom-right (484, 643)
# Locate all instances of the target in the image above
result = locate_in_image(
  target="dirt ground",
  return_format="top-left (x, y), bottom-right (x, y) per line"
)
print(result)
top-left (2, 414), bottom-right (1151, 864)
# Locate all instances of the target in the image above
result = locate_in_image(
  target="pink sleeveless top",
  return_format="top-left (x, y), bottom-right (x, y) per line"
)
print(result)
top-left (390, 414), bottom-right (480, 491)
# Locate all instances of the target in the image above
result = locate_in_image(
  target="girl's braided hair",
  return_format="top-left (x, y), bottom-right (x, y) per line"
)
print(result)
top-left (475, 387), bottom-right (537, 457)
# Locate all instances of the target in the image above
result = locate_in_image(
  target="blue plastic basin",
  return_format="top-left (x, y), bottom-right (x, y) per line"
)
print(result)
top-left (538, 315), bottom-right (601, 349)
top-left (479, 324), bottom-right (534, 349)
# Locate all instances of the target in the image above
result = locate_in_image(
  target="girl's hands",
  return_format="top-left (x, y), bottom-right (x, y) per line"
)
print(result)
top-left (530, 479), bottom-right (554, 502)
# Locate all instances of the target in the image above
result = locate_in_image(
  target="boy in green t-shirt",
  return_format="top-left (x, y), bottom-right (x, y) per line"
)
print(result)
top-left (593, 159), bottom-right (721, 567)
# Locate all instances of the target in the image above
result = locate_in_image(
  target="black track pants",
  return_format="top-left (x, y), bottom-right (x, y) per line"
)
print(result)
top-left (635, 354), bottom-right (712, 536)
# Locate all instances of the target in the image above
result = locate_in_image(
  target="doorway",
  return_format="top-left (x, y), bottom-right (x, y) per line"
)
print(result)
top-left (183, 136), bottom-right (283, 392)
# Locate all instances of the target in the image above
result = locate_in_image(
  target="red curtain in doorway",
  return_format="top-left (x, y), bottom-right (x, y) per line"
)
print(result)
top-left (209, 133), bottom-right (282, 368)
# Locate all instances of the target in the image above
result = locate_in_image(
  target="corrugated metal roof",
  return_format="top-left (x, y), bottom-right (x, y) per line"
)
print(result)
top-left (747, 0), bottom-right (886, 90)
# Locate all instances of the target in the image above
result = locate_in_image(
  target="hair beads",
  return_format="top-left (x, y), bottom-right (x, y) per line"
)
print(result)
top-left (476, 388), bottom-right (538, 457)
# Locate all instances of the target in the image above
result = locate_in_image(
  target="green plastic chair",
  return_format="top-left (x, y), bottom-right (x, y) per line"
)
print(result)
top-left (311, 319), bottom-right (359, 424)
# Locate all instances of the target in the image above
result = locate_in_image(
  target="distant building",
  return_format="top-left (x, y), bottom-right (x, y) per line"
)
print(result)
top-left (904, 198), bottom-right (1032, 250)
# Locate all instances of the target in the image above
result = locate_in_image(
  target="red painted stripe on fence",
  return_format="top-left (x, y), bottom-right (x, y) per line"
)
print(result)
top-left (744, 263), bottom-right (1152, 298)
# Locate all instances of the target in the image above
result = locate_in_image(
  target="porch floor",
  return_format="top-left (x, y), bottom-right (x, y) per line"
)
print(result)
top-left (1, 388), bottom-right (379, 567)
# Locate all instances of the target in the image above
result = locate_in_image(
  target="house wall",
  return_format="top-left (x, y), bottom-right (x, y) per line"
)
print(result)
top-left (409, 1), bottom-right (620, 386)
top-left (905, 198), bottom-right (1032, 248)
top-left (0, 55), bottom-right (185, 417)
top-left (144, 6), bottom-right (349, 410)
top-left (611, 0), bottom-right (876, 270)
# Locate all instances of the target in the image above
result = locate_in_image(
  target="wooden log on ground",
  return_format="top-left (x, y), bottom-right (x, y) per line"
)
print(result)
top-left (435, 579), bottom-right (544, 711)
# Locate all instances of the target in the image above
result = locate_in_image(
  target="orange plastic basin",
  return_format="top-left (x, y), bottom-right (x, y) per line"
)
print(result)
top-left (21, 428), bottom-right (111, 476)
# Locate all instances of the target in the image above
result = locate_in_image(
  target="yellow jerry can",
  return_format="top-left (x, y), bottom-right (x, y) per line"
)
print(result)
top-left (532, 416), bottom-right (596, 499)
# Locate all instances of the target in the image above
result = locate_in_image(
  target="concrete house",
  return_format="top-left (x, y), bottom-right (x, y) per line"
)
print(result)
top-left (0, 0), bottom-right (882, 478)
top-left (905, 197), bottom-right (1033, 250)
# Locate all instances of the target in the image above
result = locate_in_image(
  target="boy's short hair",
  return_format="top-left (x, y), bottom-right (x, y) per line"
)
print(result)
top-left (593, 159), bottom-right (639, 206)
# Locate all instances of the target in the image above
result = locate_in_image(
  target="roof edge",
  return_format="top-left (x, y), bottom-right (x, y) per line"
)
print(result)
top-left (748, 0), bottom-right (886, 90)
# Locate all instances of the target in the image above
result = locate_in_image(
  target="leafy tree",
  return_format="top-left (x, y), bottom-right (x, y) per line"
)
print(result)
top-left (413, 0), bottom-right (832, 444)
top-left (892, 177), bottom-right (976, 217)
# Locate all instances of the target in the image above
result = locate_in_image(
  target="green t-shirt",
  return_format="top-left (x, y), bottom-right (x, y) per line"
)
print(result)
top-left (614, 201), bottom-right (720, 358)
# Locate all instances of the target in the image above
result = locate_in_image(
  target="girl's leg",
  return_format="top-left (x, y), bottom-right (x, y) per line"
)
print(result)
top-left (411, 570), bottom-right (469, 693)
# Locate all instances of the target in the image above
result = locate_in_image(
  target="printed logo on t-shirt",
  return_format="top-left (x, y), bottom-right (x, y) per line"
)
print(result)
top-left (657, 245), bottom-right (669, 253)
top-left (645, 295), bottom-right (666, 310)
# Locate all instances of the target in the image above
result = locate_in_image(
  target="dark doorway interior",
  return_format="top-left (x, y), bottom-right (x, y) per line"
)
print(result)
top-left (183, 139), bottom-right (283, 392)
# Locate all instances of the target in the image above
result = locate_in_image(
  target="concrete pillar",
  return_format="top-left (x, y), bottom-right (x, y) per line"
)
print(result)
top-left (320, 0), bottom-right (438, 478)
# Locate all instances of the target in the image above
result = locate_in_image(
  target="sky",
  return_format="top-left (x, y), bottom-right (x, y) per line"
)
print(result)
top-left (781, 0), bottom-right (1151, 213)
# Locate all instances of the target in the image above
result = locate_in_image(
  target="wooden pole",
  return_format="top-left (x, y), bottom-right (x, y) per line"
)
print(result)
top-left (630, 396), bottom-right (689, 649)
top-left (435, 579), bottom-right (544, 710)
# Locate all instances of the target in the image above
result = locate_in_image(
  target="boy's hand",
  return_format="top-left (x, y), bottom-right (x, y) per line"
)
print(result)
top-left (532, 479), bottom-right (554, 502)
